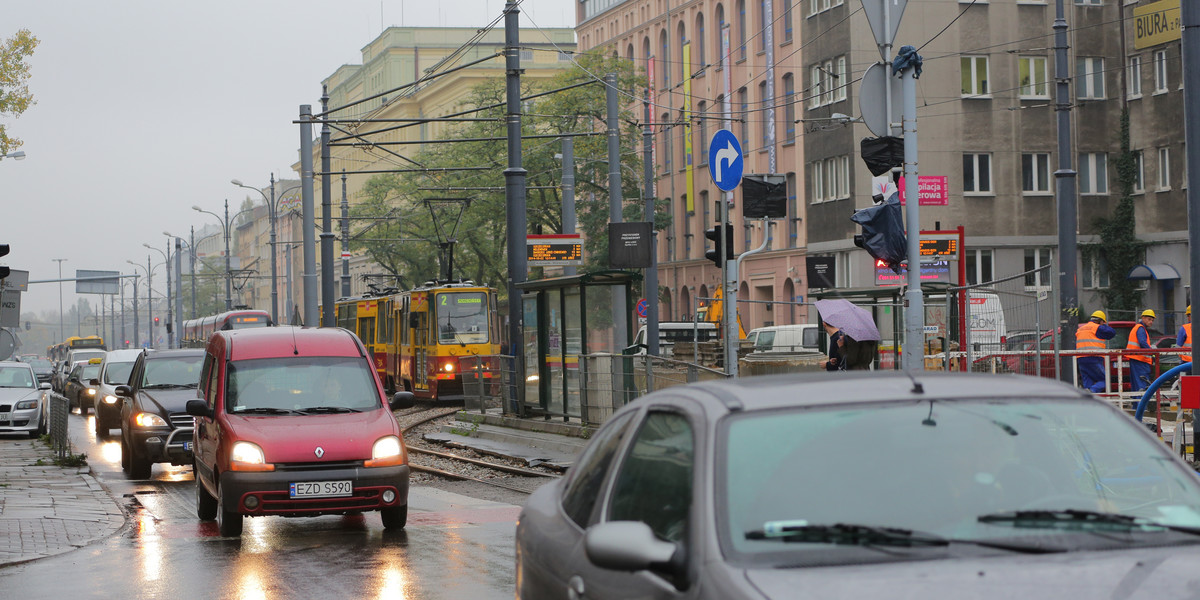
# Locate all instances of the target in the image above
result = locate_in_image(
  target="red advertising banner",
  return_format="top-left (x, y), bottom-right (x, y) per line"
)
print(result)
top-left (898, 175), bottom-right (949, 206)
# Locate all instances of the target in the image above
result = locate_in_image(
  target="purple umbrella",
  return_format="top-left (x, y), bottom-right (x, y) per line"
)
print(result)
top-left (814, 299), bottom-right (881, 342)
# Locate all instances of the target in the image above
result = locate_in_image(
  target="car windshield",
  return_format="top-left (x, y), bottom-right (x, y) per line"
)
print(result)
top-left (80, 364), bottom-right (102, 380)
top-left (27, 358), bottom-right (52, 370)
top-left (103, 361), bottom-right (137, 385)
top-left (722, 397), bottom-right (1200, 563)
top-left (0, 366), bottom-right (35, 388)
top-left (142, 355), bottom-right (203, 387)
top-left (225, 356), bottom-right (380, 414)
top-left (435, 292), bottom-right (489, 344)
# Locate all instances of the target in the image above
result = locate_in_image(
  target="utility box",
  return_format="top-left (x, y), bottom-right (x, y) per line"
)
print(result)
top-left (1182, 376), bottom-right (1200, 410)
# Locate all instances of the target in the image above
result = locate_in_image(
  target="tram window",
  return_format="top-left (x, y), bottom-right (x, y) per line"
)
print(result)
top-left (359, 317), bottom-right (376, 345)
top-left (435, 292), bottom-right (490, 344)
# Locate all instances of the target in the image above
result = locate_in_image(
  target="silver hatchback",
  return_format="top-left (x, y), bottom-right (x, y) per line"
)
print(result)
top-left (516, 372), bottom-right (1200, 599)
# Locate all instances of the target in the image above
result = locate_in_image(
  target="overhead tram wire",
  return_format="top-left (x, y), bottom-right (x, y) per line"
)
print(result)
top-left (315, 51), bottom-right (503, 120)
top-left (328, 131), bottom-right (605, 148)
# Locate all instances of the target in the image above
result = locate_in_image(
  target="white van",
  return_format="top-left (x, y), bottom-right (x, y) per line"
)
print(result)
top-left (747, 324), bottom-right (821, 353)
top-left (632, 322), bottom-right (719, 356)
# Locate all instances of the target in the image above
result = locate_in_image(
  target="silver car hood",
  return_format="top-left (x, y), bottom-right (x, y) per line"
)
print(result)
top-left (742, 544), bottom-right (1200, 599)
top-left (0, 387), bottom-right (42, 405)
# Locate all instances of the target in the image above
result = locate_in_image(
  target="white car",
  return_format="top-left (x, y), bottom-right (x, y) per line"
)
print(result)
top-left (0, 361), bottom-right (51, 438)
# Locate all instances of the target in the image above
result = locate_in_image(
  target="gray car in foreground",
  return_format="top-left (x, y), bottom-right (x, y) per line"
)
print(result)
top-left (516, 372), bottom-right (1200, 599)
top-left (0, 362), bottom-right (51, 438)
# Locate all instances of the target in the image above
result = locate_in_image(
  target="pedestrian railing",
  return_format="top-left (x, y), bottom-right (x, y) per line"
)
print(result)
top-left (48, 392), bottom-right (71, 459)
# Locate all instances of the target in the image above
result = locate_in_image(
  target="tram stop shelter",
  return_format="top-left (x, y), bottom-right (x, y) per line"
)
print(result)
top-left (515, 270), bottom-right (640, 420)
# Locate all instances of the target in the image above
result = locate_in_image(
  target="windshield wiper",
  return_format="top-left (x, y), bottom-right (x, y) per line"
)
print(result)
top-left (744, 523), bottom-right (1064, 553)
top-left (143, 383), bottom-right (192, 389)
top-left (232, 407), bottom-right (296, 415)
top-left (978, 509), bottom-right (1175, 532)
top-left (299, 406), bottom-right (361, 414)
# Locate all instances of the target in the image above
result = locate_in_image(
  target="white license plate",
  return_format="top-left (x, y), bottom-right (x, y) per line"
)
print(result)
top-left (182, 441), bottom-right (192, 451)
top-left (0, 412), bottom-right (8, 422)
top-left (290, 480), bottom-right (353, 498)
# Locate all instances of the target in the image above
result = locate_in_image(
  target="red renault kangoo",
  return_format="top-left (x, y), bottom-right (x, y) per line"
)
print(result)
top-left (187, 326), bottom-right (416, 536)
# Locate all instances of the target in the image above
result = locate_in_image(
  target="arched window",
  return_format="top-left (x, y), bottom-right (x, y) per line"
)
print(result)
top-left (643, 36), bottom-right (651, 73)
top-left (760, 0), bottom-right (769, 52)
top-left (678, 21), bottom-right (687, 81)
top-left (661, 112), bottom-right (673, 173)
top-left (716, 3), bottom-right (726, 63)
top-left (698, 101), bottom-right (709, 159)
top-left (695, 13), bottom-right (706, 68)
top-left (627, 43), bottom-right (635, 60)
top-left (781, 0), bottom-right (793, 43)
top-left (736, 0), bottom-right (747, 61)
top-left (660, 29), bottom-right (670, 86)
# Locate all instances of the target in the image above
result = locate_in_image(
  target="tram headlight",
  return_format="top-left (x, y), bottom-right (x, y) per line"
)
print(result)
top-left (442, 361), bottom-right (455, 373)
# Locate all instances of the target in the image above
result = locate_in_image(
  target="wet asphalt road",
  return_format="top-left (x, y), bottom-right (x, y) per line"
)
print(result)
top-left (0, 410), bottom-right (522, 599)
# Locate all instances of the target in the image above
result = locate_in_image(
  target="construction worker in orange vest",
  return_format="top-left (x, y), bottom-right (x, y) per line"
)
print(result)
top-left (1125, 309), bottom-right (1156, 391)
top-left (1177, 305), bottom-right (1192, 364)
top-left (1077, 310), bottom-right (1116, 393)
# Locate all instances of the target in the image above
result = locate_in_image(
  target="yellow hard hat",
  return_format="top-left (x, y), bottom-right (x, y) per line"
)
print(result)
top-left (1090, 310), bottom-right (1107, 322)
top-left (1141, 309), bottom-right (1156, 318)
top-left (1188, 305), bottom-right (1192, 316)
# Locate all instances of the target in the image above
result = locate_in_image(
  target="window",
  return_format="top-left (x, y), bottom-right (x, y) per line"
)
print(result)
top-left (822, 60), bottom-right (835, 105)
top-left (701, 190), bottom-right (711, 225)
top-left (716, 5), bottom-right (725, 62)
top-left (963, 153), bottom-right (993, 193)
top-left (810, 160), bottom-right (824, 202)
top-left (561, 411), bottom-right (636, 528)
top-left (965, 249), bottom-right (993, 286)
top-left (781, 0), bottom-right (793, 42)
top-left (1024, 248), bottom-right (1052, 289)
top-left (1133, 150), bottom-right (1144, 193)
top-left (760, 0), bottom-right (770, 52)
top-left (1079, 152), bottom-right (1108, 194)
top-left (809, 0), bottom-right (819, 16)
top-left (1075, 0), bottom-right (1100, 4)
top-left (1128, 55), bottom-right (1142, 98)
top-left (698, 101), bottom-right (709, 161)
top-left (1158, 147), bottom-right (1171, 190)
top-left (662, 112), bottom-right (673, 172)
top-left (759, 81), bottom-right (769, 147)
top-left (666, 205), bottom-right (676, 261)
top-left (835, 56), bottom-right (847, 101)
top-left (811, 157), bottom-right (849, 201)
top-left (782, 73), bottom-right (795, 142)
top-left (1022, 153), bottom-right (1051, 193)
top-left (787, 172), bottom-right (799, 247)
top-left (1076, 57), bottom-right (1105, 99)
top-left (716, 93), bottom-right (726, 127)
top-left (1019, 56), bottom-right (1049, 98)
top-left (809, 65), bottom-right (823, 109)
top-left (961, 56), bottom-right (990, 97)
top-left (660, 30), bottom-right (669, 86)
top-left (739, 87), bottom-right (750, 144)
top-left (678, 22), bottom-right (687, 82)
top-left (737, 0), bottom-right (747, 61)
top-left (1154, 50), bottom-right (1168, 93)
top-left (683, 196), bottom-right (692, 256)
top-left (695, 13), bottom-right (705, 68)
top-left (520, 48), bottom-right (534, 62)
top-left (1081, 253), bottom-right (1110, 289)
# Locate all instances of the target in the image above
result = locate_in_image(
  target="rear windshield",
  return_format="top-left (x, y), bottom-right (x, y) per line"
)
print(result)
top-left (225, 356), bottom-right (380, 414)
top-left (143, 355), bottom-right (203, 388)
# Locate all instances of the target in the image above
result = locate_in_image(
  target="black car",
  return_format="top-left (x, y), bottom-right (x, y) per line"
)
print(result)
top-left (116, 348), bottom-right (204, 479)
top-left (19, 357), bottom-right (55, 385)
top-left (63, 359), bottom-right (101, 415)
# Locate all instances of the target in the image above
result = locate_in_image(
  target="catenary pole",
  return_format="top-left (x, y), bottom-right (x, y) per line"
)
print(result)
top-left (503, 2), bottom-right (528, 399)
top-left (561, 137), bottom-right (578, 277)
top-left (644, 91), bottom-right (659, 356)
top-left (606, 72), bottom-right (628, 350)
top-left (1054, 0), bottom-right (1078, 372)
top-left (320, 87), bottom-right (336, 327)
top-left (1183, 0), bottom-right (1200, 320)
top-left (300, 104), bottom-right (318, 327)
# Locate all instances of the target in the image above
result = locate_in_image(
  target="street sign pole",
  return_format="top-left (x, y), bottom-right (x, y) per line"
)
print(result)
top-left (709, 128), bottom-right (743, 376)
top-left (901, 64), bottom-right (924, 372)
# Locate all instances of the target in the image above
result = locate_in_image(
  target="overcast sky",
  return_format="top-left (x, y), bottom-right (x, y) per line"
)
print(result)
top-left (3, 0), bottom-right (573, 326)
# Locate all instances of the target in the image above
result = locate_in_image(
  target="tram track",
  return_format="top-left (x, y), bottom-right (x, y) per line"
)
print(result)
top-left (396, 405), bottom-right (561, 496)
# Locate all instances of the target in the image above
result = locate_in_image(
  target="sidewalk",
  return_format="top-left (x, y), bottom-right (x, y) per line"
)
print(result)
top-left (0, 436), bottom-right (125, 567)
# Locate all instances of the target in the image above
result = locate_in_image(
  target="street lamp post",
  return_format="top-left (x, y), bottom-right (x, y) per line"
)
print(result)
top-left (144, 241), bottom-right (174, 348)
top-left (0, 150), bottom-right (26, 161)
top-left (193, 200), bottom-right (235, 311)
top-left (232, 175), bottom-right (301, 324)
top-left (52, 258), bottom-right (66, 340)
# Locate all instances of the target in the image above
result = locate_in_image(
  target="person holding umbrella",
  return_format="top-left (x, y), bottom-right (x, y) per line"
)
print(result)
top-left (822, 321), bottom-right (845, 371)
top-left (815, 299), bottom-right (882, 371)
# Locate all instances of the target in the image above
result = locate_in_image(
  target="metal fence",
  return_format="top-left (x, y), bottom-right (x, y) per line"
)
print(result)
top-left (48, 392), bottom-right (71, 459)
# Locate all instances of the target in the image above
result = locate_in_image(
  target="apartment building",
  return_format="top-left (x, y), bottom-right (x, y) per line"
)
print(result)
top-left (578, 0), bottom-right (808, 329)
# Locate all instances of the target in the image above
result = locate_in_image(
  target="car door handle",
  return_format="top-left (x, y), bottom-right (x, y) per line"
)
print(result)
top-left (567, 575), bottom-right (585, 600)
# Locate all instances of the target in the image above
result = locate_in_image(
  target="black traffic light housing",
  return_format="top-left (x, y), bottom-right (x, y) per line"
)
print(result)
top-left (704, 224), bottom-right (735, 268)
top-left (0, 244), bottom-right (8, 279)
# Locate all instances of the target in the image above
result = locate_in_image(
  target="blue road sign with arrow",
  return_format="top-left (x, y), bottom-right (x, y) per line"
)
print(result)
top-left (708, 129), bottom-right (744, 192)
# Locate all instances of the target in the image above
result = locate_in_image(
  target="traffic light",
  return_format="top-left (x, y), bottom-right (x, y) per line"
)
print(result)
top-left (0, 244), bottom-right (8, 279)
top-left (154, 316), bottom-right (160, 325)
top-left (850, 192), bottom-right (907, 272)
top-left (704, 224), bottom-right (734, 268)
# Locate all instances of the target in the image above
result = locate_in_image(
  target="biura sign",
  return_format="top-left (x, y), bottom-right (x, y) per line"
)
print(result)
top-left (1133, 0), bottom-right (1181, 50)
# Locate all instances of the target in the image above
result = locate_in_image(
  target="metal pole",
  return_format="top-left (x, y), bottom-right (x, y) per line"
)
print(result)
top-left (174, 238), bottom-right (182, 348)
top-left (643, 91), bottom-right (660, 356)
top-left (1054, 0), bottom-right (1079, 375)
top-left (300, 104), bottom-right (318, 327)
top-left (223, 199), bottom-right (233, 311)
top-left (606, 72), bottom-right (628, 350)
top-left (165, 240), bottom-right (173, 348)
top-left (120, 279), bottom-right (126, 347)
top-left (341, 173), bottom-right (351, 298)
top-left (1183, 0), bottom-right (1200, 327)
top-left (189, 226), bottom-right (196, 320)
top-left (503, 1), bottom-right (528, 389)
top-left (320, 87), bottom-right (336, 327)
top-left (269, 173), bottom-right (279, 323)
top-left (53, 258), bottom-right (65, 340)
top-left (561, 138), bottom-right (578, 278)
top-left (132, 274), bottom-right (140, 348)
top-left (900, 61), bottom-right (924, 372)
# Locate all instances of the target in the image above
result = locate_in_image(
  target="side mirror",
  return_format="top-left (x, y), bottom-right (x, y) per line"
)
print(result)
top-left (585, 521), bottom-right (683, 578)
top-left (39, 382), bottom-right (51, 390)
top-left (115, 385), bottom-right (133, 398)
top-left (186, 399), bottom-right (214, 419)
top-left (390, 391), bottom-right (416, 411)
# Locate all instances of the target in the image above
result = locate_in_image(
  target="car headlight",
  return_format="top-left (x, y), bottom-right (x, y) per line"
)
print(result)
top-left (103, 395), bottom-right (119, 405)
top-left (366, 435), bottom-right (406, 467)
top-left (16, 399), bottom-right (38, 410)
top-left (230, 441), bottom-right (274, 472)
top-left (87, 389), bottom-right (96, 396)
top-left (134, 412), bottom-right (168, 427)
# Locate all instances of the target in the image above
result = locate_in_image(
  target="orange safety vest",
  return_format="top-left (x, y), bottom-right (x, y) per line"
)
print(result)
top-left (1076, 321), bottom-right (1106, 356)
top-left (1183, 323), bottom-right (1192, 363)
top-left (1125, 323), bottom-right (1153, 364)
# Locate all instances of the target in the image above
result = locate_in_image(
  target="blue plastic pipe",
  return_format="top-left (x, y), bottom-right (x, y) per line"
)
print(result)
top-left (1134, 362), bottom-right (1193, 422)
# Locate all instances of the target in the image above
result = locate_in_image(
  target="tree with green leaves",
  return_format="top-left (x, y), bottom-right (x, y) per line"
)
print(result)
top-left (1, 29), bottom-right (38, 156)
top-left (1090, 108), bottom-right (1145, 315)
top-left (348, 51), bottom-right (667, 302)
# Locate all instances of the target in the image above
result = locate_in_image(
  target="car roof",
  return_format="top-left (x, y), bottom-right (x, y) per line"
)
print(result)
top-left (143, 348), bottom-right (204, 360)
top-left (674, 371), bottom-right (1092, 413)
top-left (219, 326), bottom-right (364, 361)
top-left (103, 349), bottom-right (145, 362)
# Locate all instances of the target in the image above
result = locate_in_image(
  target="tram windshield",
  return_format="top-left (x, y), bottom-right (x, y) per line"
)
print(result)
top-left (435, 292), bottom-right (490, 345)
